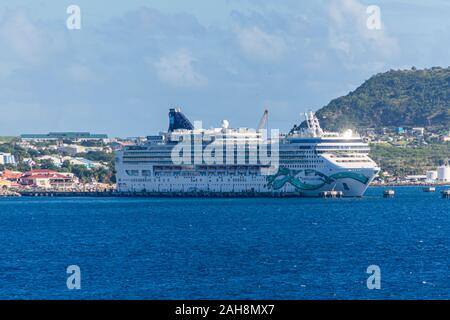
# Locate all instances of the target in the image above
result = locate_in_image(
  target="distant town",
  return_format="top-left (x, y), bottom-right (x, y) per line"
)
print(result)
top-left (0, 132), bottom-right (125, 195)
top-left (361, 126), bottom-right (450, 185)
top-left (0, 126), bottom-right (449, 196)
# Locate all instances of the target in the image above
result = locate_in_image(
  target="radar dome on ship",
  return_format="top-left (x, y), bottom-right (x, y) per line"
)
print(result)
top-left (221, 120), bottom-right (229, 129)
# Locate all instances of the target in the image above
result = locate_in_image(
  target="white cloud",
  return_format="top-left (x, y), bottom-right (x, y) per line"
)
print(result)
top-left (153, 50), bottom-right (206, 88)
top-left (235, 26), bottom-right (287, 61)
top-left (0, 11), bottom-right (46, 64)
top-left (327, 0), bottom-right (399, 58)
top-left (0, 4), bottom-right (446, 136)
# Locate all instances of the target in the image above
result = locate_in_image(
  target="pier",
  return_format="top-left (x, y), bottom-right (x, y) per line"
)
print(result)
top-left (19, 191), bottom-right (118, 197)
top-left (0, 190), bottom-right (21, 197)
top-left (12, 187), bottom-right (450, 198)
top-left (18, 190), bottom-right (307, 198)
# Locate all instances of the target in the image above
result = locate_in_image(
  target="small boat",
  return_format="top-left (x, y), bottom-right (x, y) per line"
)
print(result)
top-left (383, 189), bottom-right (395, 198)
top-left (442, 189), bottom-right (450, 198)
top-left (423, 186), bottom-right (436, 192)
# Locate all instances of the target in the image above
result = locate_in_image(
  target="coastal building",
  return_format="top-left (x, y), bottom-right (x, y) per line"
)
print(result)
top-left (19, 170), bottom-right (78, 190)
top-left (0, 170), bottom-right (23, 182)
top-left (20, 132), bottom-right (108, 142)
top-left (110, 140), bottom-right (136, 151)
top-left (404, 175), bottom-right (427, 182)
top-left (16, 141), bottom-right (35, 149)
top-left (0, 178), bottom-right (12, 189)
top-left (57, 144), bottom-right (112, 156)
top-left (62, 157), bottom-right (106, 169)
top-left (57, 145), bottom-right (86, 156)
top-left (437, 164), bottom-right (450, 182)
top-left (412, 127), bottom-right (425, 136)
top-left (22, 158), bottom-right (36, 168)
top-left (36, 155), bottom-right (64, 167)
top-left (0, 153), bottom-right (16, 165)
top-left (426, 170), bottom-right (438, 181)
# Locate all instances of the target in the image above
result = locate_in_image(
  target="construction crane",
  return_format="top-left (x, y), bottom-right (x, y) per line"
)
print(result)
top-left (257, 109), bottom-right (269, 132)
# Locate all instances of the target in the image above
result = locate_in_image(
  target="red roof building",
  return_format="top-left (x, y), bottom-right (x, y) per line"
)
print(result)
top-left (20, 170), bottom-right (77, 190)
top-left (0, 170), bottom-right (23, 182)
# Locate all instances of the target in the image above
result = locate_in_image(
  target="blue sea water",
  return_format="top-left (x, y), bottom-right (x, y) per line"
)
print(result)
top-left (0, 186), bottom-right (448, 299)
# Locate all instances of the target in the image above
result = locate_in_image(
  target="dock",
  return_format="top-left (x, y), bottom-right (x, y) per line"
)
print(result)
top-left (12, 187), bottom-right (450, 198)
top-left (17, 190), bottom-right (306, 198)
top-left (0, 191), bottom-right (21, 197)
top-left (19, 191), bottom-right (117, 197)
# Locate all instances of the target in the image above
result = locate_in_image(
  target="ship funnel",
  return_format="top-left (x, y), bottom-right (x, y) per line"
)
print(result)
top-left (168, 108), bottom-right (194, 132)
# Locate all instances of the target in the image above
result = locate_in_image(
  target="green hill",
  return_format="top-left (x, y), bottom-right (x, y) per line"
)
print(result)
top-left (292, 67), bottom-right (450, 132)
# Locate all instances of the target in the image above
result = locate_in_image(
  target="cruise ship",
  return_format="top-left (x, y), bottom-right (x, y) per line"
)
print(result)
top-left (115, 108), bottom-right (380, 197)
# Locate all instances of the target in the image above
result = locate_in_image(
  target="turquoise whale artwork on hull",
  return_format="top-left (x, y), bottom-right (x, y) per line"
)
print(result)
top-left (266, 167), bottom-right (370, 191)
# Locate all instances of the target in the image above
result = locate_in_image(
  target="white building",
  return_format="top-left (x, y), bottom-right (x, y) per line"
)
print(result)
top-left (36, 155), bottom-right (64, 167)
top-left (0, 153), bottom-right (16, 165)
top-left (62, 157), bottom-right (106, 169)
top-left (426, 170), bottom-right (438, 181)
top-left (21, 132), bottom-right (108, 142)
top-left (412, 127), bottom-right (425, 136)
top-left (405, 175), bottom-right (427, 182)
top-left (437, 165), bottom-right (450, 182)
top-left (57, 145), bottom-right (86, 156)
top-left (57, 144), bottom-right (112, 156)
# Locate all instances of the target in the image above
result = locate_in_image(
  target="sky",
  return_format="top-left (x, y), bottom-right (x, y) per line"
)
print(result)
top-left (0, 0), bottom-right (449, 136)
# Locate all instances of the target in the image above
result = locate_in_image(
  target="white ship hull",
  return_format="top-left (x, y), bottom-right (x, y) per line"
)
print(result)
top-left (116, 165), bottom-right (377, 197)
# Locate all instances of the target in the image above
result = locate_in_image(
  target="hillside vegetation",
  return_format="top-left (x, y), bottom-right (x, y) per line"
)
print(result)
top-left (369, 143), bottom-right (450, 176)
top-left (293, 67), bottom-right (450, 132)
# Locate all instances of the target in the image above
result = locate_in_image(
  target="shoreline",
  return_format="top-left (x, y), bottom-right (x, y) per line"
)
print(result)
top-left (370, 182), bottom-right (450, 187)
top-left (3, 183), bottom-right (448, 198)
